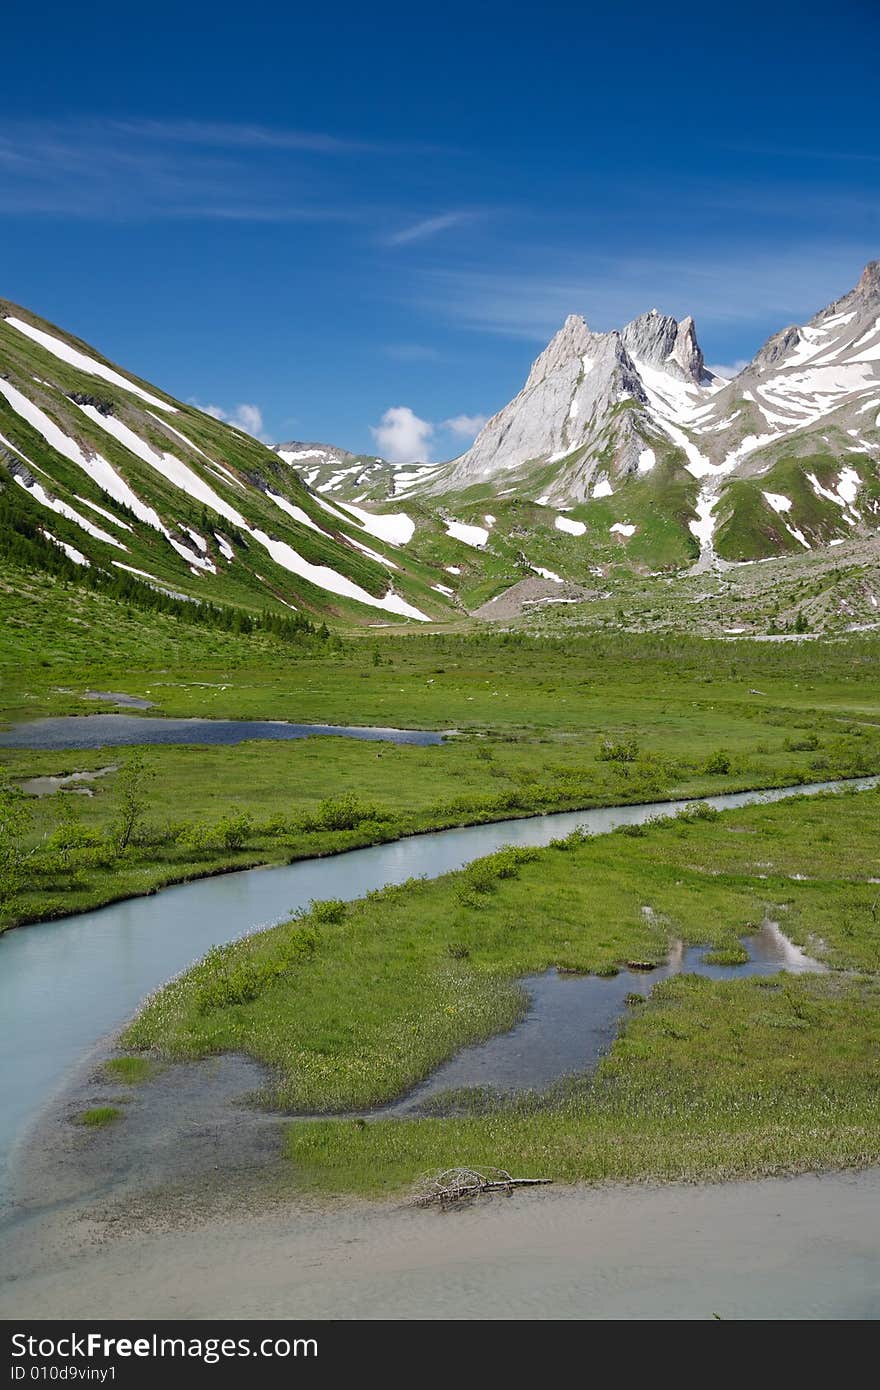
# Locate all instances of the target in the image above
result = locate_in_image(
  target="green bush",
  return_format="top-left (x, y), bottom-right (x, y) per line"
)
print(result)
top-left (305, 793), bottom-right (393, 832)
top-left (303, 898), bottom-right (347, 925)
top-left (175, 811), bottom-right (254, 853)
top-left (598, 737), bottom-right (639, 763)
top-left (785, 733), bottom-right (820, 752)
top-left (194, 925), bottom-right (318, 1013)
top-left (455, 844), bottom-right (538, 905)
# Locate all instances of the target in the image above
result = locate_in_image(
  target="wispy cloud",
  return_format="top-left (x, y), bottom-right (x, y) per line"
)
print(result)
top-left (385, 212), bottom-right (471, 246)
top-left (722, 140), bottom-right (880, 165)
top-left (0, 118), bottom-right (389, 222)
top-left (408, 245), bottom-right (879, 341)
top-left (106, 119), bottom-right (383, 154)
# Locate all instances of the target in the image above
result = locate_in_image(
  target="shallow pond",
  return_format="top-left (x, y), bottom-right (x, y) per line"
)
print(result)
top-left (0, 773), bottom-right (875, 1198)
top-left (387, 922), bottom-right (825, 1114)
top-left (83, 691), bottom-right (154, 709)
top-left (0, 714), bottom-right (445, 750)
top-left (18, 766), bottom-right (118, 797)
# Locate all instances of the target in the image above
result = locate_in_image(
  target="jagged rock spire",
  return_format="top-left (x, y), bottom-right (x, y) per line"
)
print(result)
top-left (668, 316), bottom-right (705, 382)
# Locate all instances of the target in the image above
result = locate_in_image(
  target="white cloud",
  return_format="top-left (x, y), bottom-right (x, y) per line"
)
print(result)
top-left (193, 400), bottom-right (271, 442)
top-left (371, 406), bottom-right (434, 463)
top-left (707, 360), bottom-right (749, 380)
top-left (386, 212), bottom-right (468, 246)
top-left (443, 413), bottom-right (489, 439)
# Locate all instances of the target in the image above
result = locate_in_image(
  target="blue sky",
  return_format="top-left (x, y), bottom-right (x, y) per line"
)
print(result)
top-left (1, 0), bottom-right (878, 462)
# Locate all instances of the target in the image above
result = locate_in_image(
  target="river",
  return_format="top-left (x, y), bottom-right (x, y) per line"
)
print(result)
top-left (1, 773), bottom-right (876, 1197)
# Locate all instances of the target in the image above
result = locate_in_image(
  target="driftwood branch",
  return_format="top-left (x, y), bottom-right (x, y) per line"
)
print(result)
top-left (414, 1166), bottom-right (552, 1206)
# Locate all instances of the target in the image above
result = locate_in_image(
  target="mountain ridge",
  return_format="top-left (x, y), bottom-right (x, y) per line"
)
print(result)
top-left (0, 299), bottom-right (442, 625)
top-left (2, 265), bottom-right (878, 640)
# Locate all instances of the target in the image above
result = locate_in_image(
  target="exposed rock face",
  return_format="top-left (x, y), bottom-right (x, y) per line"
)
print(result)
top-left (852, 259), bottom-right (880, 304)
top-left (523, 314), bottom-right (595, 390)
top-left (426, 308), bottom-right (712, 499)
top-left (620, 310), bottom-right (680, 367)
top-left (668, 316), bottom-right (706, 382)
top-left (751, 324), bottom-right (802, 372)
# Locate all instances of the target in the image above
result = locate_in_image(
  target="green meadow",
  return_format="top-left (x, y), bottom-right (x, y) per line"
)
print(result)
top-left (3, 615), bottom-right (880, 929)
top-left (3, 549), bottom-right (880, 1196)
top-left (123, 783), bottom-right (880, 1191)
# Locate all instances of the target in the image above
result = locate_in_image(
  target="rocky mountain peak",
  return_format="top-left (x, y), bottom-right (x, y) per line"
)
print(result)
top-left (667, 315), bottom-right (706, 383)
top-left (524, 314), bottom-right (594, 390)
top-left (854, 259), bottom-right (880, 303)
top-left (619, 310), bottom-right (706, 383)
top-left (751, 323), bottom-right (802, 372)
top-left (620, 310), bottom-right (680, 366)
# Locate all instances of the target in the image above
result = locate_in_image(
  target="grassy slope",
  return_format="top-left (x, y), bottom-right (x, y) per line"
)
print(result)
top-left (0, 309), bottom-right (446, 625)
top-left (123, 784), bottom-right (880, 1191)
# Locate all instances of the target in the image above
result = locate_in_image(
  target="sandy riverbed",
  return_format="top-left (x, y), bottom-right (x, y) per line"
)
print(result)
top-left (2, 1046), bottom-right (878, 1320)
top-left (2, 1168), bottom-right (878, 1319)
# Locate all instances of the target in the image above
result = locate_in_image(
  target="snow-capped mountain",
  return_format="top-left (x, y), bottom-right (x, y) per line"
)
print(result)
top-left (414, 262), bottom-right (880, 566)
top-left (275, 440), bottom-right (441, 503)
top-left (423, 308), bottom-right (724, 504)
top-left (3, 264), bottom-right (878, 639)
top-left (677, 260), bottom-right (880, 562)
top-left (0, 303), bottom-right (441, 624)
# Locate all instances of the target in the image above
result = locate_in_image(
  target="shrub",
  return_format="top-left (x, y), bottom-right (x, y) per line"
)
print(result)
top-left (597, 737), bottom-right (639, 764)
top-left (455, 844), bottom-right (538, 905)
top-left (784, 733), bottom-right (820, 752)
top-left (678, 801), bottom-right (719, 823)
top-left (214, 812), bottom-right (254, 850)
top-left (302, 898), bottom-right (347, 925)
top-left (306, 793), bottom-right (392, 832)
top-left (703, 749), bottom-right (732, 775)
top-left (175, 811), bottom-right (254, 853)
top-left (194, 925), bottom-right (318, 1013)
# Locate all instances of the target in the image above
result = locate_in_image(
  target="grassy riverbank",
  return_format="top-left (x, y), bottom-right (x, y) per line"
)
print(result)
top-left (3, 627), bottom-right (880, 930)
top-left (124, 783), bottom-right (880, 1191)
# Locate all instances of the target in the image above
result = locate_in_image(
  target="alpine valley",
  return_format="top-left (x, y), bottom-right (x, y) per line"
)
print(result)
top-left (2, 262), bottom-right (879, 638)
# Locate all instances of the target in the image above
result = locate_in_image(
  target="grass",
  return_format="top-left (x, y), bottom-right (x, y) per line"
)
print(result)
top-left (103, 1056), bottom-right (157, 1084)
top-left (74, 1105), bottom-right (121, 1129)
top-left (286, 973), bottom-right (880, 1194)
top-left (702, 941), bottom-right (750, 965)
top-left (3, 619), bottom-right (879, 930)
top-left (3, 710), bottom-right (879, 933)
top-left (124, 784), bottom-right (880, 1190)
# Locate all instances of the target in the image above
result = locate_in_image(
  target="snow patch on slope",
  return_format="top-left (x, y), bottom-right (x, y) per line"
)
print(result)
top-left (445, 520), bottom-right (489, 548)
top-left (74, 403), bottom-right (249, 531)
top-left (338, 501), bottom-right (415, 545)
top-left (0, 379), bottom-right (166, 532)
top-left (265, 491), bottom-right (331, 536)
top-left (5, 317), bottom-right (176, 412)
top-left (39, 529), bottom-right (89, 565)
top-left (12, 473), bottom-right (126, 549)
